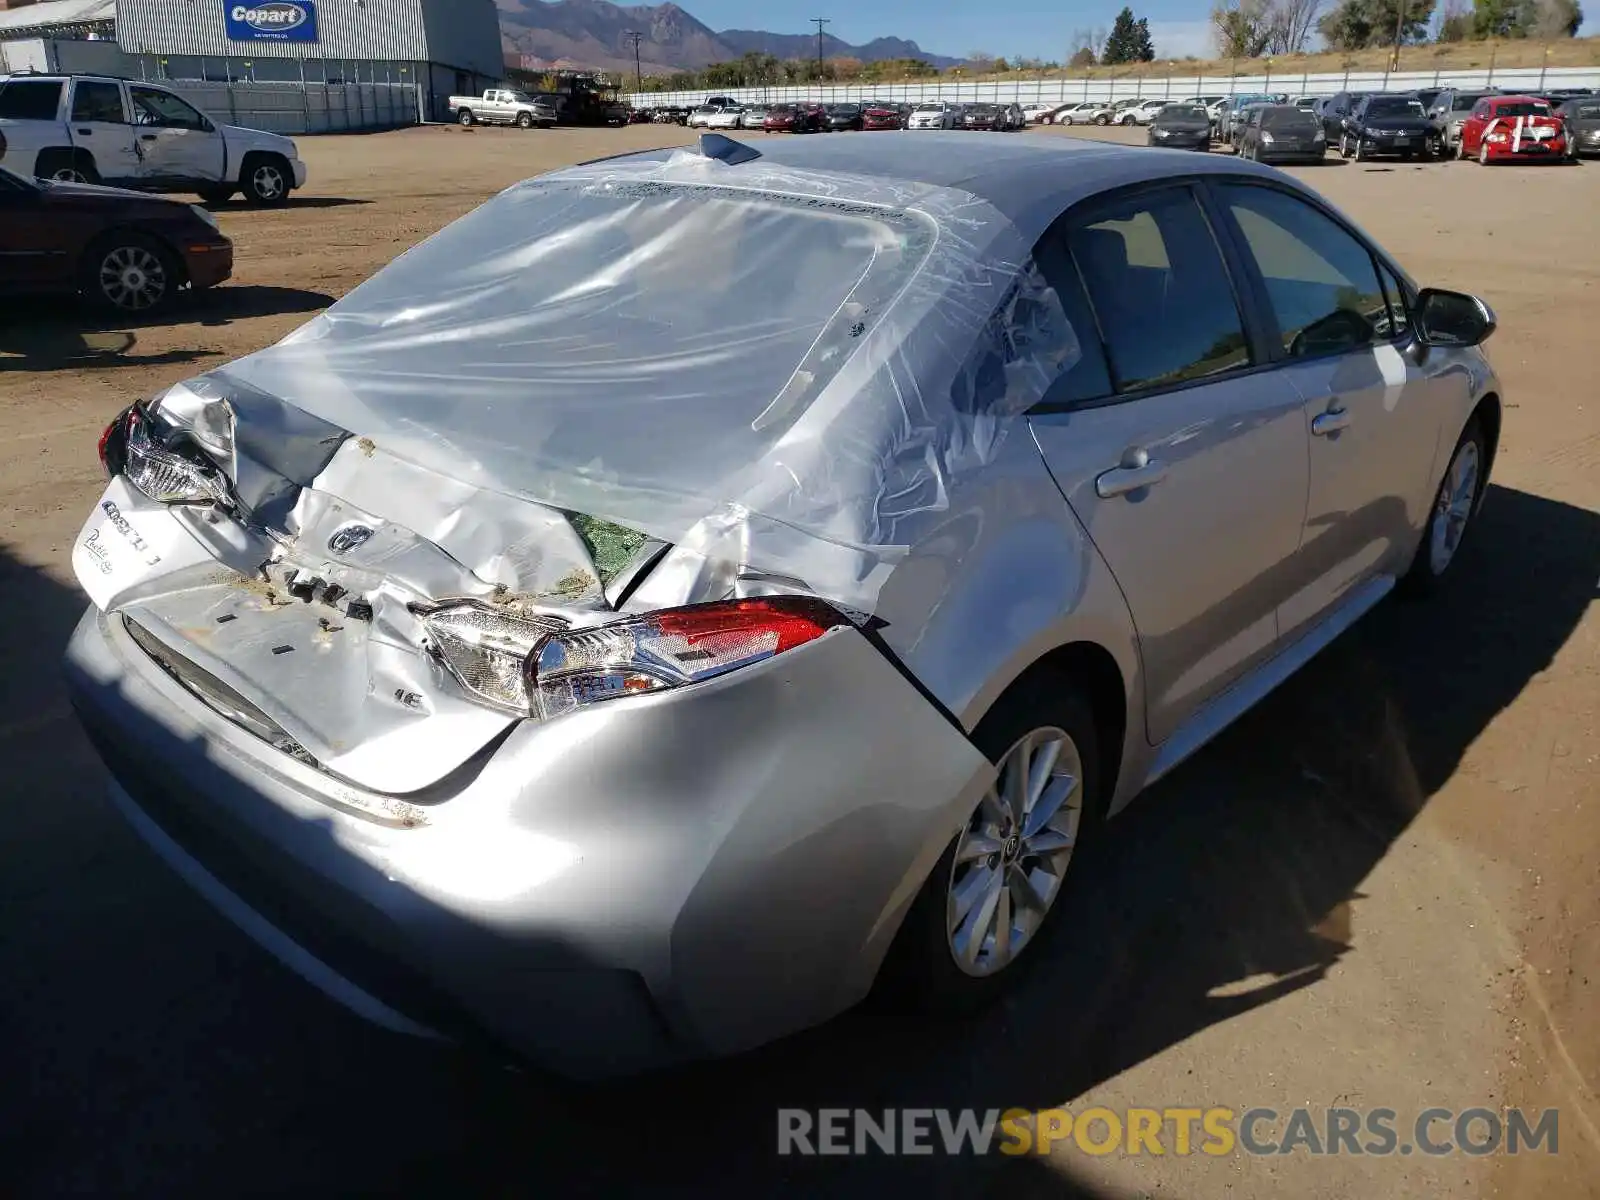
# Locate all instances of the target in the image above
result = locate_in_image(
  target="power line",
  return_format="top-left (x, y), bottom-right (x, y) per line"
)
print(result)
top-left (623, 30), bottom-right (644, 95)
top-left (811, 17), bottom-right (830, 81)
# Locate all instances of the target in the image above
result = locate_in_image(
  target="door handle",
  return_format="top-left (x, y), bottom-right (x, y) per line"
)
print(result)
top-left (76, 127), bottom-right (93, 135)
top-left (139, 133), bottom-right (158, 142)
top-left (1311, 406), bottom-right (1353, 437)
top-left (1096, 451), bottom-right (1169, 499)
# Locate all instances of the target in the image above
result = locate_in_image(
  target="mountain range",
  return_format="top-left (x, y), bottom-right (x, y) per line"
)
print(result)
top-left (495, 0), bottom-right (962, 76)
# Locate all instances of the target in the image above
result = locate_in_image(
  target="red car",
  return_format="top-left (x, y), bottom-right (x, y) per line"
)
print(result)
top-left (762, 103), bottom-right (826, 133)
top-left (862, 105), bottom-right (902, 131)
top-left (0, 164), bottom-right (232, 312)
top-left (1457, 94), bottom-right (1569, 164)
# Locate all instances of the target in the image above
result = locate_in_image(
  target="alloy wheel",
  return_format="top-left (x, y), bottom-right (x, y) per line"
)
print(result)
top-left (251, 163), bottom-right (286, 200)
top-left (946, 726), bottom-right (1084, 977)
top-left (98, 244), bottom-right (169, 311)
top-left (50, 165), bottom-right (89, 183)
top-left (1429, 440), bottom-right (1480, 575)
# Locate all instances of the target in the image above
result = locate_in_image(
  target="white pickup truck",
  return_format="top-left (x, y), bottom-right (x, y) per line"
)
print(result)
top-left (0, 73), bottom-right (306, 206)
top-left (448, 88), bottom-right (558, 129)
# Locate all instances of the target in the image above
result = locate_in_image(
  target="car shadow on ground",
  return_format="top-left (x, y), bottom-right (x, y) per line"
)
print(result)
top-left (1, 484), bottom-right (1594, 1197)
top-left (204, 196), bottom-right (372, 211)
top-left (0, 286), bottom-right (332, 372)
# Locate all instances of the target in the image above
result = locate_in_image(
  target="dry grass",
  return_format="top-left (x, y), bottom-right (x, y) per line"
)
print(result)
top-left (947, 36), bottom-right (1600, 83)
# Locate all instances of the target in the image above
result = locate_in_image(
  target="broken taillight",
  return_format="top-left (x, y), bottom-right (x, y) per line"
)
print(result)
top-left (100, 402), bottom-right (232, 507)
top-left (418, 597), bottom-right (849, 719)
top-left (530, 597), bottom-right (848, 720)
top-left (97, 404), bottom-right (137, 478)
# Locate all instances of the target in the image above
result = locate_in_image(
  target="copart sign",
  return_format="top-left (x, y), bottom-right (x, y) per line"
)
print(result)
top-left (225, 0), bottom-right (320, 42)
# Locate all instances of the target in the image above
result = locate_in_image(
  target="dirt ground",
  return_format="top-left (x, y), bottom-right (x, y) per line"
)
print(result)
top-left (1, 123), bottom-right (1595, 1199)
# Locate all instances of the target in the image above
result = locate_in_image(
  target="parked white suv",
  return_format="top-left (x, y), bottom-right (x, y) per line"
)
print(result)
top-left (0, 73), bottom-right (307, 205)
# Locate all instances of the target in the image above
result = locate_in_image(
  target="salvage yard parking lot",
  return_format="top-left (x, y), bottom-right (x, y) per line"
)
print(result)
top-left (2, 122), bottom-right (1597, 1198)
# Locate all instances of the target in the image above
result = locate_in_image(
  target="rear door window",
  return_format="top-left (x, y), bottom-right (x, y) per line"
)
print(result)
top-left (71, 80), bottom-right (125, 124)
top-left (0, 79), bottom-right (65, 121)
top-left (1065, 186), bottom-right (1253, 393)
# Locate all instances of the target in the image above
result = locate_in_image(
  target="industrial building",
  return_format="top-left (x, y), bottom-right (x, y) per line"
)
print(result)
top-left (0, 0), bottom-right (506, 126)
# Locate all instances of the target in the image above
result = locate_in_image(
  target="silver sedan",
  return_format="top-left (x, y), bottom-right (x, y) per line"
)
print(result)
top-left (66, 132), bottom-right (1503, 1080)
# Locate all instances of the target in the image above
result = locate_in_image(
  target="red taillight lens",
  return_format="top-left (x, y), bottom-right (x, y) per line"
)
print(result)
top-left (97, 404), bottom-right (137, 477)
top-left (653, 597), bottom-right (845, 655)
top-left (530, 597), bottom-right (849, 719)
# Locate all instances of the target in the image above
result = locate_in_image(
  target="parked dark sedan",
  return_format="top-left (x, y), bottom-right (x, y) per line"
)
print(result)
top-left (1340, 93), bottom-right (1436, 160)
top-left (823, 103), bottom-right (864, 131)
top-left (1555, 96), bottom-right (1600, 158)
top-left (962, 103), bottom-right (1003, 131)
top-left (1146, 103), bottom-right (1212, 150)
top-left (1236, 103), bottom-right (1328, 164)
top-left (0, 164), bottom-right (232, 312)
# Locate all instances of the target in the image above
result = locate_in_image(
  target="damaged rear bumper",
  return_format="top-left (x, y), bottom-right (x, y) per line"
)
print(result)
top-left (65, 604), bottom-right (991, 1079)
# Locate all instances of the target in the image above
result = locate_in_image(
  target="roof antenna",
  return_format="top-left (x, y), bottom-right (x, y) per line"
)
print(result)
top-left (697, 133), bottom-right (762, 165)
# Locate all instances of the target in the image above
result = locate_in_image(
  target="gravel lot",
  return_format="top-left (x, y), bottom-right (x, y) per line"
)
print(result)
top-left (1, 122), bottom-right (1596, 1199)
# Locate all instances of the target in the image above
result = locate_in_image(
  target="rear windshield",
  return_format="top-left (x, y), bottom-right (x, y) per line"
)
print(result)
top-left (1451, 93), bottom-right (1488, 110)
top-left (1366, 97), bottom-right (1425, 117)
top-left (230, 180), bottom-right (934, 487)
top-left (1569, 101), bottom-right (1600, 118)
top-left (1494, 101), bottom-right (1551, 116)
top-left (1262, 107), bottom-right (1318, 129)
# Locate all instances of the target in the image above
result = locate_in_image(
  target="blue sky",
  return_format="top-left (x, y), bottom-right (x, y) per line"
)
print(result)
top-left (683, 0), bottom-right (1595, 61)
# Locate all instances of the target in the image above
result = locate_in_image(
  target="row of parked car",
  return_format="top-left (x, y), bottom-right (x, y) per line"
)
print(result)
top-left (1142, 88), bottom-right (1598, 165)
top-left (656, 98), bottom-right (1037, 133)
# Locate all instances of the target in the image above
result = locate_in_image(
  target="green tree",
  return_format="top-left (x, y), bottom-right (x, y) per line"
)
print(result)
top-left (1212, 0), bottom-right (1275, 55)
top-left (1103, 8), bottom-right (1158, 62)
top-left (1318, 0), bottom-right (1435, 48)
top-left (1474, 0), bottom-right (1584, 35)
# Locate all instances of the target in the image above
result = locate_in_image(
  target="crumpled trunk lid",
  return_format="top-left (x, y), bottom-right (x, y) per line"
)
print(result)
top-left (72, 387), bottom-right (643, 795)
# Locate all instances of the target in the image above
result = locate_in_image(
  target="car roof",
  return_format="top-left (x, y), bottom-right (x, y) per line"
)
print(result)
top-left (606, 132), bottom-right (1283, 240)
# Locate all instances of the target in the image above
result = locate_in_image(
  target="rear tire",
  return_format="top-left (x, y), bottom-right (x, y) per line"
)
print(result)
top-left (81, 231), bottom-right (180, 314)
top-left (457, 109), bottom-right (475, 126)
top-left (878, 676), bottom-right (1104, 1015)
top-left (198, 186), bottom-right (235, 206)
top-left (1478, 141), bottom-right (1491, 166)
top-left (37, 149), bottom-right (99, 185)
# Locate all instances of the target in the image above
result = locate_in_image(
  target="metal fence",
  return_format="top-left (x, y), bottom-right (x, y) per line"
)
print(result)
top-left (155, 80), bottom-right (419, 135)
top-left (629, 64), bottom-right (1600, 108)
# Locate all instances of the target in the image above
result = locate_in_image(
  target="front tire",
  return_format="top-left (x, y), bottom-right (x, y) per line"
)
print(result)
top-left (198, 186), bottom-right (235, 206)
top-left (879, 676), bottom-right (1102, 1013)
top-left (241, 154), bottom-right (291, 206)
top-left (516, 112), bottom-right (533, 129)
top-left (1401, 419), bottom-right (1487, 596)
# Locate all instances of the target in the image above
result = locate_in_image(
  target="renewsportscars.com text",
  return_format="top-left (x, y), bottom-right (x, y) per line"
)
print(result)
top-left (776, 1106), bottom-right (1560, 1158)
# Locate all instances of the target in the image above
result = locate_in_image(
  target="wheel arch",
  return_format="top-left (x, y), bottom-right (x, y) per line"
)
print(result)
top-left (1015, 642), bottom-right (1129, 820)
top-left (1469, 389), bottom-right (1502, 499)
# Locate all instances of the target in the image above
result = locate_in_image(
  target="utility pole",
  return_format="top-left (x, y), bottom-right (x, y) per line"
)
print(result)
top-left (1390, 0), bottom-right (1407, 73)
top-left (812, 17), bottom-right (830, 82)
top-left (624, 30), bottom-right (643, 95)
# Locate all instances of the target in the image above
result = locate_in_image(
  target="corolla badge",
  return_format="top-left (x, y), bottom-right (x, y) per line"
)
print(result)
top-left (328, 524), bottom-right (375, 555)
top-left (233, 2), bottom-right (308, 32)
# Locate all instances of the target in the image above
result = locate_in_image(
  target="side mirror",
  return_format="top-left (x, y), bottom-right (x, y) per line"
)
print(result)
top-left (1415, 288), bottom-right (1496, 347)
